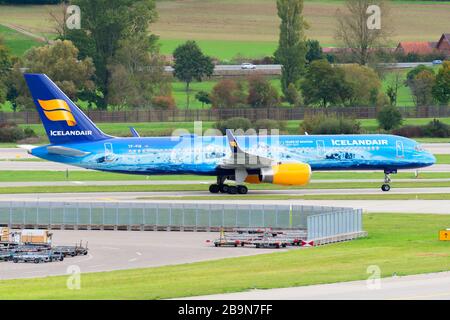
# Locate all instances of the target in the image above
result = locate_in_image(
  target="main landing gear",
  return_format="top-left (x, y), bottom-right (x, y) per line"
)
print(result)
top-left (209, 177), bottom-right (248, 194)
top-left (381, 170), bottom-right (396, 192)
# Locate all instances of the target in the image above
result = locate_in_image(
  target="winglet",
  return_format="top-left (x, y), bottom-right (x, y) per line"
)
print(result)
top-left (129, 127), bottom-right (140, 137)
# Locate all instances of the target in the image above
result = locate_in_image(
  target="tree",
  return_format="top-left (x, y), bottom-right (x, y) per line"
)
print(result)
top-left (305, 39), bottom-right (323, 63)
top-left (66, 0), bottom-right (158, 108)
top-left (301, 59), bottom-right (352, 107)
top-left (247, 75), bottom-right (280, 108)
top-left (432, 61), bottom-right (450, 105)
top-left (339, 64), bottom-right (382, 106)
top-left (211, 79), bottom-right (245, 109)
top-left (195, 91), bottom-right (211, 109)
top-left (335, 0), bottom-right (392, 65)
top-left (409, 70), bottom-right (436, 106)
top-left (107, 35), bottom-right (169, 109)
top-left (10, 40), bottom-right (95, 110)
top-left (173, 41), bottom-right (214, 109)
top-left (377, 105), bottom-right (403, 131)
top-left (0, 37), bottom-right (12, 106)
top-left (285, 83), bottom-right (300, 106)
top-left (386, 70), bottom-right (401, 106)
top-left (274, 0), bottom-right (307, 95)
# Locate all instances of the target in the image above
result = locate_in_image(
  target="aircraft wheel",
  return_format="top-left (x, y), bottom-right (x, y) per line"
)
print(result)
top-left (228, 186), bottom-right (238, 194)
top-left (219, 184), bottom-right (229, 193)
top-left (237, 185), bottom-right (248, 194)
top-left (209, 184), bottom-right (220, 193)
top-left (381, 184), bottom-right (391, 192)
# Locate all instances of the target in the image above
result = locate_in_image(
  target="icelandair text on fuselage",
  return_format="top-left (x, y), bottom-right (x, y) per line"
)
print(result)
top-left (331, 139), bottom-right (388, 146)
top-left (50, 130), bottom-right (92, 136)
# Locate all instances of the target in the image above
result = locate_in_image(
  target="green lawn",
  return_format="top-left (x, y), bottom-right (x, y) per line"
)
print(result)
top-left (0, 24), bottom-right (41, 56)
top-left (436, 154), bottom-right (450, 164)
top-left (15, 117), bottom-right (450, 139)
top-left (0, 213), bottom-right (448, 299)
top-left (2, 170), bottom-right (450, 182)
top-left (159, 38), bottom-right (278, 61)
top-left (145, 193), bottom-right (450, 201)
top-left (0, 180), bottom-right (450, 194)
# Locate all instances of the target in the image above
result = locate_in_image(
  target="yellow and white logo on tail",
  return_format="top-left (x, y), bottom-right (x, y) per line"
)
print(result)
top-left (38, 99), bottom-right (76, 126)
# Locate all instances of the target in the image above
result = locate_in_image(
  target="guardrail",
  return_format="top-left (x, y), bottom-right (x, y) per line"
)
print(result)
top-left (0, 202), bottom-right (363, 236)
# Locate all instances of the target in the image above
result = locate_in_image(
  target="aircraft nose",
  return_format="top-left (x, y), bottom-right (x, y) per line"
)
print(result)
top-left (424, 151), bottom-right (436, 166)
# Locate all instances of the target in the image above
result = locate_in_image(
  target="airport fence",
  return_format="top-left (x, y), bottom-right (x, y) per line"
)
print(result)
top-left (0, 202), bottom-right (364, 240)
top-left (1, 105), bottom-right (448, 124)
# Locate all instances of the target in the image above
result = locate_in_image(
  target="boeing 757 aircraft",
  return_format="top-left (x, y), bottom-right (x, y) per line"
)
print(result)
top-left (21, 74), bottom-right (436, 194)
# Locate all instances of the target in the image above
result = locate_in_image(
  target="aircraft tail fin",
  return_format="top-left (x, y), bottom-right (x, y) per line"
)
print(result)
top-left (24, 73), bottom-right (110, 145)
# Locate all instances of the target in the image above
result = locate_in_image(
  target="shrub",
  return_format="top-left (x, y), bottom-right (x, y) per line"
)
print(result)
top-left (247, 75), bottom-right (279, 108)
top-left (254, 119), bottom-right (286, 133)
top-left (300, 114), bottom-right (361, 134)
top-left (211, 79), bottom-right (245, 108)
top-left (151, 96), bottom-right (176, 109)
top-left (0, 123), bottom-right (25, 142)
top-left (214, 117), bottom-right (252, 134)
top-left (392, 125), bottom-right (424, 138)
top-left (422, 119), bottom-right (450, 138)
top-left (376, 106), bottom-right (403, 131)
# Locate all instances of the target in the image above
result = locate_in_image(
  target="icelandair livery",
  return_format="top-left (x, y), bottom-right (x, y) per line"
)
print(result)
top-left (21, 74), bottom-right (436, 194)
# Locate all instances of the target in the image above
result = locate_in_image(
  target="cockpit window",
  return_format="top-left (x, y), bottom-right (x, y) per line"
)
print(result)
top-left (414, 144), bottom-right (425, 152)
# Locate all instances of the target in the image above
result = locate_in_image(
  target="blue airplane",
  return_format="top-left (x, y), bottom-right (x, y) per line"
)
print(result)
top-left (21, 73), bottom-right (436, 194)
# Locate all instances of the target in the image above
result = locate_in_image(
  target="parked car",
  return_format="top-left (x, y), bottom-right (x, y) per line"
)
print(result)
top-left (240, 62), bottom-right (256, 69)
top-left (432, 60), bottom-right (443, 65)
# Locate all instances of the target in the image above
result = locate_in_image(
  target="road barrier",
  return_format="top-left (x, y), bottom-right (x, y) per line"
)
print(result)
top-left (0, 202), bottom-right (365, 242)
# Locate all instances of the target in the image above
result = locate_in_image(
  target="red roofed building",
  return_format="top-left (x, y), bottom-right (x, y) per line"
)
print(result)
top-left (395, 41), bottom-right (436, 55)
top-left (436, 33), bottom-right (450, 55)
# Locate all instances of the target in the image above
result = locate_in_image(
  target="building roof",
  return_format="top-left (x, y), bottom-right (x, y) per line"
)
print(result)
top-left (396, 41), bottom-right (435, 54)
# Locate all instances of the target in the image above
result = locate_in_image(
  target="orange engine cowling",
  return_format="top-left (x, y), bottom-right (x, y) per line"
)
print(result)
top-left (245, 163), bottom-right (311, 186)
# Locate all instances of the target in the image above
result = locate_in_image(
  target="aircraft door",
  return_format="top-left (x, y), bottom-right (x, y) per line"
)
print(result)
top-left (316, 140), bottom-right (325, 157)
top-left (104, 143), bottom-right (114, 162)
top-left (396, 140), bottom-right (404, 158)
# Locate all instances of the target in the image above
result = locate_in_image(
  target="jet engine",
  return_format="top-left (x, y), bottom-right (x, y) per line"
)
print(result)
top-left (245, 163), bottom-right (312, 186)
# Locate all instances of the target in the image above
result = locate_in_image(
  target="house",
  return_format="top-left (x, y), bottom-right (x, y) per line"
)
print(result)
top-left (436, 33), bottom-right (450, 55)
top-left (395, 41), bottom-right (436, 55)
top-left (395, 33), bottom-right (450, 57)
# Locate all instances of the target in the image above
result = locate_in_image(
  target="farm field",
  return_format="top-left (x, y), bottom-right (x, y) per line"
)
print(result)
top-left (1, 1), bottom-right (449, 60)
top-left (0, 213), bottom-right (448, 299)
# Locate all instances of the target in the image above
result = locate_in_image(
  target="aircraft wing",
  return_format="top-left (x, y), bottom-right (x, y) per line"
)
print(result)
top-left (46, 146), bottom-right (91, 157)
top-left (219, 129), bottom-right (275, 169)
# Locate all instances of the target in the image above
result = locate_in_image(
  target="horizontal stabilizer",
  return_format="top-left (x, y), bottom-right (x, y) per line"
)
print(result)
top-left (47, 146), bottom-right (90, 157)
top-left (17, 144), bottom-right (37, 154)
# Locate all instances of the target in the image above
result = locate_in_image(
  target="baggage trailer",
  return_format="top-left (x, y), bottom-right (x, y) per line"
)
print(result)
top-left (0, 251), bottom-right (12, 262)
top-left (11, 252), bottom-right (52, 264)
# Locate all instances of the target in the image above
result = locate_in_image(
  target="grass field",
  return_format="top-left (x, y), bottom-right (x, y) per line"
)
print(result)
top-left (0, 213), bottom-right (448, 299)
top-left (146, 193), bottom-right (450, 201)
top-left (15, 117), bottom-right (450, 139)
top-left (1, 1), bottom-right (450, 60)
top-left (1, 170), bottom-right (450, 182)
top-left (0, 24), bottom-right (41, 56)
top-left (0, 179), bottom-right (450, 194)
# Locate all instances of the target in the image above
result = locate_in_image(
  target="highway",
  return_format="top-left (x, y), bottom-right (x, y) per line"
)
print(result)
top-left (183, 272), bottom-right (450, 300)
